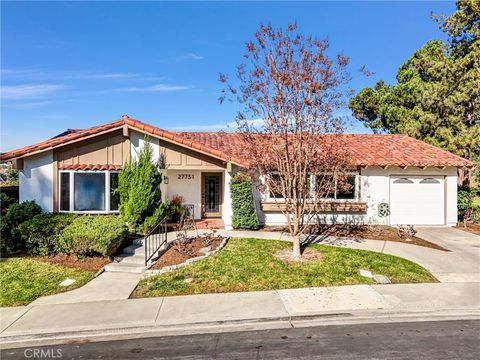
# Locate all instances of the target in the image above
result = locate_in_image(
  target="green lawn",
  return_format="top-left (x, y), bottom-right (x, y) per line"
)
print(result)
top-left (0, 258), bottom-right (93, 307)
top-left (133, 238), bottom-right (435, 298)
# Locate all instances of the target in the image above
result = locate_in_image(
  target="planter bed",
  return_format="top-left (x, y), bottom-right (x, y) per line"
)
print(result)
top-left (455, 223), bottom-right (480, 236)
top-left (145, 235), bottom-right (228, 277)
top-left (262, 224), bottom-right (448, 251)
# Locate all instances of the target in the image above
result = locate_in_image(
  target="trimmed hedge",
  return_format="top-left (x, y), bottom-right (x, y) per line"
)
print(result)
top-left (1, 201), bottom-right (42, 256)
top-left (57, 215), bottom-right (128, 257)
top-left (230, 173), bottom-right (260, 230)
top-left (17, 213), bottom-right (78, 256)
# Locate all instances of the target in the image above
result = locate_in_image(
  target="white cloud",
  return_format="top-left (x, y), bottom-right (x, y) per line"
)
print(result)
top-left (116, 84), bottom-right (194, 93)
top-left (182, 53), bottom-right (205, 61)
top-left (1, 84), bottom-right (66, 100)
top-left (1, 68), bottom-right (165, 83)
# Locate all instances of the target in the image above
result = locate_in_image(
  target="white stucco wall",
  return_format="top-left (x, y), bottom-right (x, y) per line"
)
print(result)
top-left (222, 170), bottom-right (233, 229)
top-left (130, 130), bottom-right (160, 163)
top-left (19, 151), bottom-right (54, 212)
top-left (165, 170), bottom-right (203, 220)
top-left (257, 166), bottom-right (458, 227)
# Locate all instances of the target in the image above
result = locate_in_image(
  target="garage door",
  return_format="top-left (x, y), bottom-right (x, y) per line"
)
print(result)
top-left (389, 176), bottom-right (445, 225)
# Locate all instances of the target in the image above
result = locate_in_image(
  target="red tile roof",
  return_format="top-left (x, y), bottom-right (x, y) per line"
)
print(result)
top-left (177, 132), bottom-right (474, 168)
top-left (0, 116), bottom-right (474, 168)
top-left (58, 164), bottom-right (123, 171)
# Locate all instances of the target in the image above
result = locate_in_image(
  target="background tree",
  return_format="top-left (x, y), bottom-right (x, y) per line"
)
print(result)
top-left (349, 0), bottom-right (479, 173)
top-left (220, 23), bottom-right (351, 259)
top-left (117, 140), bottom-right (163, 232)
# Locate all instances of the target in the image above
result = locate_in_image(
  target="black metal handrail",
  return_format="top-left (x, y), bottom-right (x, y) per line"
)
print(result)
top-left (144, 216), bottom-right (168, 266)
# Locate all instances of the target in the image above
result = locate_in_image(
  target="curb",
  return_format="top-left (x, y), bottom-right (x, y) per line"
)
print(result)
top-left (1, 308), bottom-right (479, 349)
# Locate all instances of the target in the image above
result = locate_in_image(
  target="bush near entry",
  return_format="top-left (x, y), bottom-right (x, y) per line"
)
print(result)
top-left (230, 173), bottom-right (260, 230)
top-left (17, 213), bottom-right (79, 256)
top-left (57, 215), bottom-right (128, 257)
top-left (0, 201), bottom-right (42, 256)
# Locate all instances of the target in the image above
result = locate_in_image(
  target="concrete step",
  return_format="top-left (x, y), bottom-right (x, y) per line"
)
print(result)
top-left (114, 253), bottom-right (145, 265)
top-left (123, 244), bottom-right (145, 255)
top-left (104, 262), bottom-right (146, 274)
top-left (133, 238), bottom-right (145, 246)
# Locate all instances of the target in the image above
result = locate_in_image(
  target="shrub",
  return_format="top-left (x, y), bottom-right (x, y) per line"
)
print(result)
top-left (140, 202), bottom-right (168, 235)
top-left (0, 192), bottom-right (15, 214)
top-left (230, 173), bottom-right (260, 230)
top-left (116, 140), bottom-right (163, 231)
top-left (17, 213), bottom-right (78, 256)
top-left (168, 194), bottom-right (185, 222)
top-left (458, 185), bottom-right (478, 220)
top-left (1, 201), bottom-right (42, 256)
top-left (57, 215), bottom-right (128, 257)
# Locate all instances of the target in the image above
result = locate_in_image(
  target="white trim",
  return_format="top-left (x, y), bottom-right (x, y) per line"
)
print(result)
top-left (58, 170), bottom-right (120, 214)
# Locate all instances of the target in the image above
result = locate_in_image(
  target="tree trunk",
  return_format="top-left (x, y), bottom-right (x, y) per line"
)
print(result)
top-left (292, 233), bottom-right (302, 260)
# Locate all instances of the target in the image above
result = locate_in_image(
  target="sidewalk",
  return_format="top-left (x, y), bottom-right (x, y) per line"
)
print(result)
top-left (1, 282), bottom-right (479, 348)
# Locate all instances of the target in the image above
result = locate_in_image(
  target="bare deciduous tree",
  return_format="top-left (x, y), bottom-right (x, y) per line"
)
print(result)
top-left (220, 23), bottom-right (352, 259)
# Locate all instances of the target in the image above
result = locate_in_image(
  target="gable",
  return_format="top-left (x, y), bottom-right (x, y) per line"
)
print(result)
top-left (55, 130), bottom-right (129, 168)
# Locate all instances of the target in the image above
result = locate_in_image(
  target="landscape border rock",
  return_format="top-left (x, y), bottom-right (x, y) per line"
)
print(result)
top-left (143, 237), bottom-right (229, 278)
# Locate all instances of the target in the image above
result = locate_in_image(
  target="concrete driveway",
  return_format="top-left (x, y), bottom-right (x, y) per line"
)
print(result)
top-left (413, 227), bottom-right (480, 283)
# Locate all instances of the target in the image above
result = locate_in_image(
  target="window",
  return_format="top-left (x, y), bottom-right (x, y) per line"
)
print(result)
top-left (393, 178), bottom-right (414, 184)
top-left (74, 173), bottom-right (105, 211)
top-left (315, 174), bottom-right (357, 200)
top-left (269, 173), bottom-right (284, 199)
top-left (267, 172), bottom-right (359, 201)
top-left (315, 174), bottom-right (335, 199)
top-left (60, 172), bottom-right (70, 211)
top-left (110, 172), bottom-right (119, 211)
top-left (337, 175), bottom-right (356, 200)
top-left (420, 178), bottom-right (440, 184)
top-left (59, 171), bottom-right (119, 213)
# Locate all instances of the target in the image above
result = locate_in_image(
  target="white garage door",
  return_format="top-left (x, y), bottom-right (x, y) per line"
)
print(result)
top-left (389, 176), bottom-right (445, 225)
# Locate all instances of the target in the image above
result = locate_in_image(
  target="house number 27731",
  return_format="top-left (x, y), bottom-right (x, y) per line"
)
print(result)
top-left (178, 174), bottom-right (194, 180)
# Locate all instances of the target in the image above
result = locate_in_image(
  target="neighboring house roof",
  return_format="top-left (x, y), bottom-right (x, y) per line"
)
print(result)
top-left (0, 115), bottom-right (474, 168)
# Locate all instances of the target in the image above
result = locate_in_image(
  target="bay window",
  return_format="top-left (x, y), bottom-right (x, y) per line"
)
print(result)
top-left (59, 171), bottom-right (119, 213)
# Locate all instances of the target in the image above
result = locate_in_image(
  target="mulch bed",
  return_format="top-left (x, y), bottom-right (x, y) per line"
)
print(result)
top-left (263, 224), bottom-right (448, 252)
top-left (33, 254), bottom-right (110, 273)
top-left (151, 236), bottom-right (224, 270)
top-left (274, 248), bottom-right (322, 263)
top-left (455, 223), bottom-right (480, 236)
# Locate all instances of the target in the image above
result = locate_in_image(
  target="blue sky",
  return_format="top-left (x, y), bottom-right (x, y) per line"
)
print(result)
top-left (1, 1), bottom-right (454, 152)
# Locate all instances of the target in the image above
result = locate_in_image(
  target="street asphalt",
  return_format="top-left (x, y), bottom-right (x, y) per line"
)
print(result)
top-left (2, 320), bottom-right (479, 359)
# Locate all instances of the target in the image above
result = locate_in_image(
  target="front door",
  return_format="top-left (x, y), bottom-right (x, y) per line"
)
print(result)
top-left (202, 173), bottom-right (222, 218)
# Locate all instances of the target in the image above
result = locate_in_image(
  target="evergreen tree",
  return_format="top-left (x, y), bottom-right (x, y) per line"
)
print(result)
top-left (349, 0), bottom-right (479, 162)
